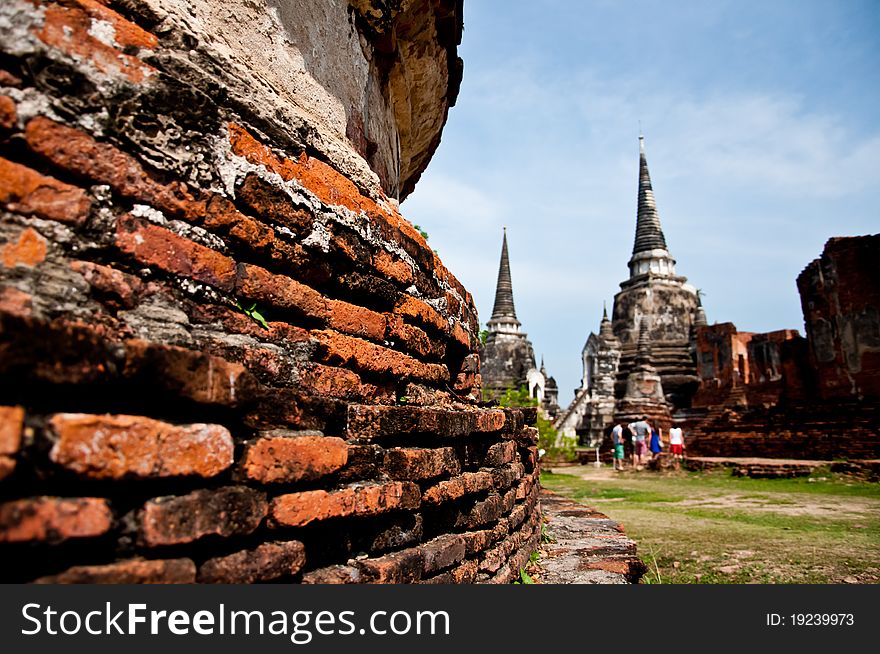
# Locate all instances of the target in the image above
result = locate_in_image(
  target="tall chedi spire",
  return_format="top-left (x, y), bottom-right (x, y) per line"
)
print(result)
top-left (628, 135), bottom-right (677, 279)
top-left (487, 228), bottom-right (522, 335)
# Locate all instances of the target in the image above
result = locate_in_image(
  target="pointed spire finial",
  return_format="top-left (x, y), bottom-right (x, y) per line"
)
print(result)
top-left (603, 301), bottom-right (608, 320)
top-left (489, 228), bottom-right (519, 323)
top-left (632, 133), bottom-right (668, 255)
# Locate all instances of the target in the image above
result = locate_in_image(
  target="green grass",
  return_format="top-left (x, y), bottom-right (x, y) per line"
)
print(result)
top-left (541, 466), bottom-right (880, 584)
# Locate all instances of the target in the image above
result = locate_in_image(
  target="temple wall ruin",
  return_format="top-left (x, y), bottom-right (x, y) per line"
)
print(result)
top-left (686, 236), bottom-right (879, 460)
top-left (0, 0), bottom-right (543, 584)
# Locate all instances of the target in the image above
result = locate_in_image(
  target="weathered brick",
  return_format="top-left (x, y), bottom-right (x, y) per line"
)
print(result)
top-left (0, 406), bottom-right (25, 455)
top-left (25, 117), bottom-right (196, 219)
top-left (346, 405), bottom-right (481, 441)
top-left (461, 528), bottom-right (495, 557)
top-left (386, 315), bottom-right (445, 359)
top-left (139, 487), bottom-right (267, 547)
top-left (34, 558), bottom-right (195, 584)
top-left (240, 432), bottom-right (348, 484)
top-left (70, 260), bottom-right (144, 308)
top-left (198, 540), bottom-right (306, 583)
top-left (301, 565), bottom-right (362, 584)
top-left (455, 493), bottom-right (505, 530)
top-left (237, 263), bottom-right (329, 319)
top-left (369, 513), bottom-right (423, 552)
top-left (373, 248), bottom-right (412, 285)
top-left (0, 497), bottom-right (112, 543)
top-left (420, 533), bottom-right (467, 574)
top-left (299, 364), bottom-right (364, 399)
top-left (484, 440), bottom-right (517, 467)
top-left (236, 174), bottom-right (315, 234)
top-left (124, 340), bottom-right (258, 407)
top-left (421, 471), bottom-right (494, 505)
top-left (0, 96), bottom-right (16, 130)
top-left (475, 409), bottom-right (506, 433)
top-left (491, 461), bottom-right (526, 490)
top-left (328, 299), bottom-right (387, 341)
top-left (270, 481), bottom-right (420, 528)
top-left (116, 216), bottom-right (236, 292)
top-left (48, 413), bottom-right (233, 480)
top-left (355, 547), bottom-right (424, 584)
top-left (313, 331), bottom-right (448, 384)
top-left (34, 1), bottom-right (156, 83)
top-left (394, 295), bottom-right (448, 335)
top-left (383, 447), bottom-right (460, 480)
top-left (0, 157), bottom-right (91, 225)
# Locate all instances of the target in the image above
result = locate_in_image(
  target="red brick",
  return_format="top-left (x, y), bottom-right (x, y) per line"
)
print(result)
top-left (123, 340), bottom-right (257, 407)
top-left (0, 96), bottom-right (16, 130)
top-left (346, 405), bottom-right (482, 441)
top-left (484, 440), bottom-right (517, 467)
top-left (48, 413), bottom-right (233, 480)
top-left (70, 260), bottom-right (144, 307)
top-left (25, 117), bottom-right (197, 219)
top-left (116, 216), bottom-right (236, 292)
top-left (139, 486), bottom-right (267, 547)
top-left (299, 364), bottom-right (364, 398)
top-left (373, 248), bottom-right (412, 285)
top-left (237, 263), bottom-right (328, 318)
top-left (0, 157), bottom-right (91, 225)
top-left (202, 195), bottom-right (300, 264)
top-left (312, 330), bottom-right (448, 384)
top-left (65, 0), bottom-right (159, 50)
top-left (328, 299), bottom-right (387, 341)
top-left (0, 405), bottom-right (25, 455)
top-left (301, 565), bottom-right (363, 584)
top-left (386, 315), bottom-right (445, 359)
top-left (198, 540), bottom-right (306, 584)
top-left (455, 493), bottom-right (505, 529)
top-left (355, 547), bottom-right (424, 584)
top-left (34, 558), bottom-right (195, 584)
top-left (240, 432), bottom-right (348, 484)
top-left (0, 497), bottom-right (112, 543)
top-left (34, 2), bottom-right (156, 83)
top-left (475, 410), bottom-right (506, 433)
top-left (269, 481), bottom-right (420, 528)
top-left (421, 471), bottom-right (494, 505)
top-left (383, 447), bottom-right (460, 480)
top-left (235, 174), bottom-right (315, 234)
top-left (394, 295), bottom-right (448, 335)
top-left (420, 533), bottom-right (467, 574)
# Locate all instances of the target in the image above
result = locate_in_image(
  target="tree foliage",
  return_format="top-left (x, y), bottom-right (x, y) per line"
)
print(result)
top-left (493, 385), bottom-right (576, 461)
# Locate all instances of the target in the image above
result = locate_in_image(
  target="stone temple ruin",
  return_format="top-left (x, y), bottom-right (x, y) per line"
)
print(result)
top-left (479, 229), bottom-right (560, 418)
top-left (553, 135), bottom-right (879, 464)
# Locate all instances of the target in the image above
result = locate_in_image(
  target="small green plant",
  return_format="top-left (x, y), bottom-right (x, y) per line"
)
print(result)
top-left (397, 395), bottom-right (409, 405)
top-left (541, 522), bottom-right (555, 544)
top-left (479, 328), bottom-right (489, 345)
top-left (513, 568), bottom-right (535, 584)
top-left (412, 224), bottom-right (429, 241)
top-left (236, 300), bottom-right (269, 329)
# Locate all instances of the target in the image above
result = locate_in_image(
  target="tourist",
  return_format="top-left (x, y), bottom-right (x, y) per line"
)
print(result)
top-left (611, 423), bottom-right (626, 471)
top-left (628, 416), bottom-right (650, 469)
top-left (649, 422), bottom-right (662, 462)
top-left (669, 425), bottom-right (685, 466)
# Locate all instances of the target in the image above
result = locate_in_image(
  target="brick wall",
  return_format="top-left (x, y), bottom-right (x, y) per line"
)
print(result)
top-left (0, 0), bottom-right (543, 583)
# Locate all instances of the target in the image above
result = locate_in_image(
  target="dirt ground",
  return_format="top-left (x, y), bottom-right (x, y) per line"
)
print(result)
top-left (542, 464), bottom-right (880, 584)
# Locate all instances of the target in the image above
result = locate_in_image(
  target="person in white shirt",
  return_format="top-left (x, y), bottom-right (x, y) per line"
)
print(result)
top-left (668, 426), bottom-right (685, 465)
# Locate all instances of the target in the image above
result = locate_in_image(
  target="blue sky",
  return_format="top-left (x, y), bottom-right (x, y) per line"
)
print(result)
top-left (401, 0), bottom-right (880, 402)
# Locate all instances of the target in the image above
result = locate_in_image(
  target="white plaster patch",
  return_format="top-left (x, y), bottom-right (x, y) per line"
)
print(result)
top-left (88, 18), bottom-right (119, 48)
top-left (131, 204), bottom-right (168, 225)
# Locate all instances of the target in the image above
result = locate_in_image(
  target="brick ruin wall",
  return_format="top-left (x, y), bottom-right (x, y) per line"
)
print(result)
top-left (0, 0), bottom-right (544, 583)
top-left (685, 235), bottom-right (880, 460)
